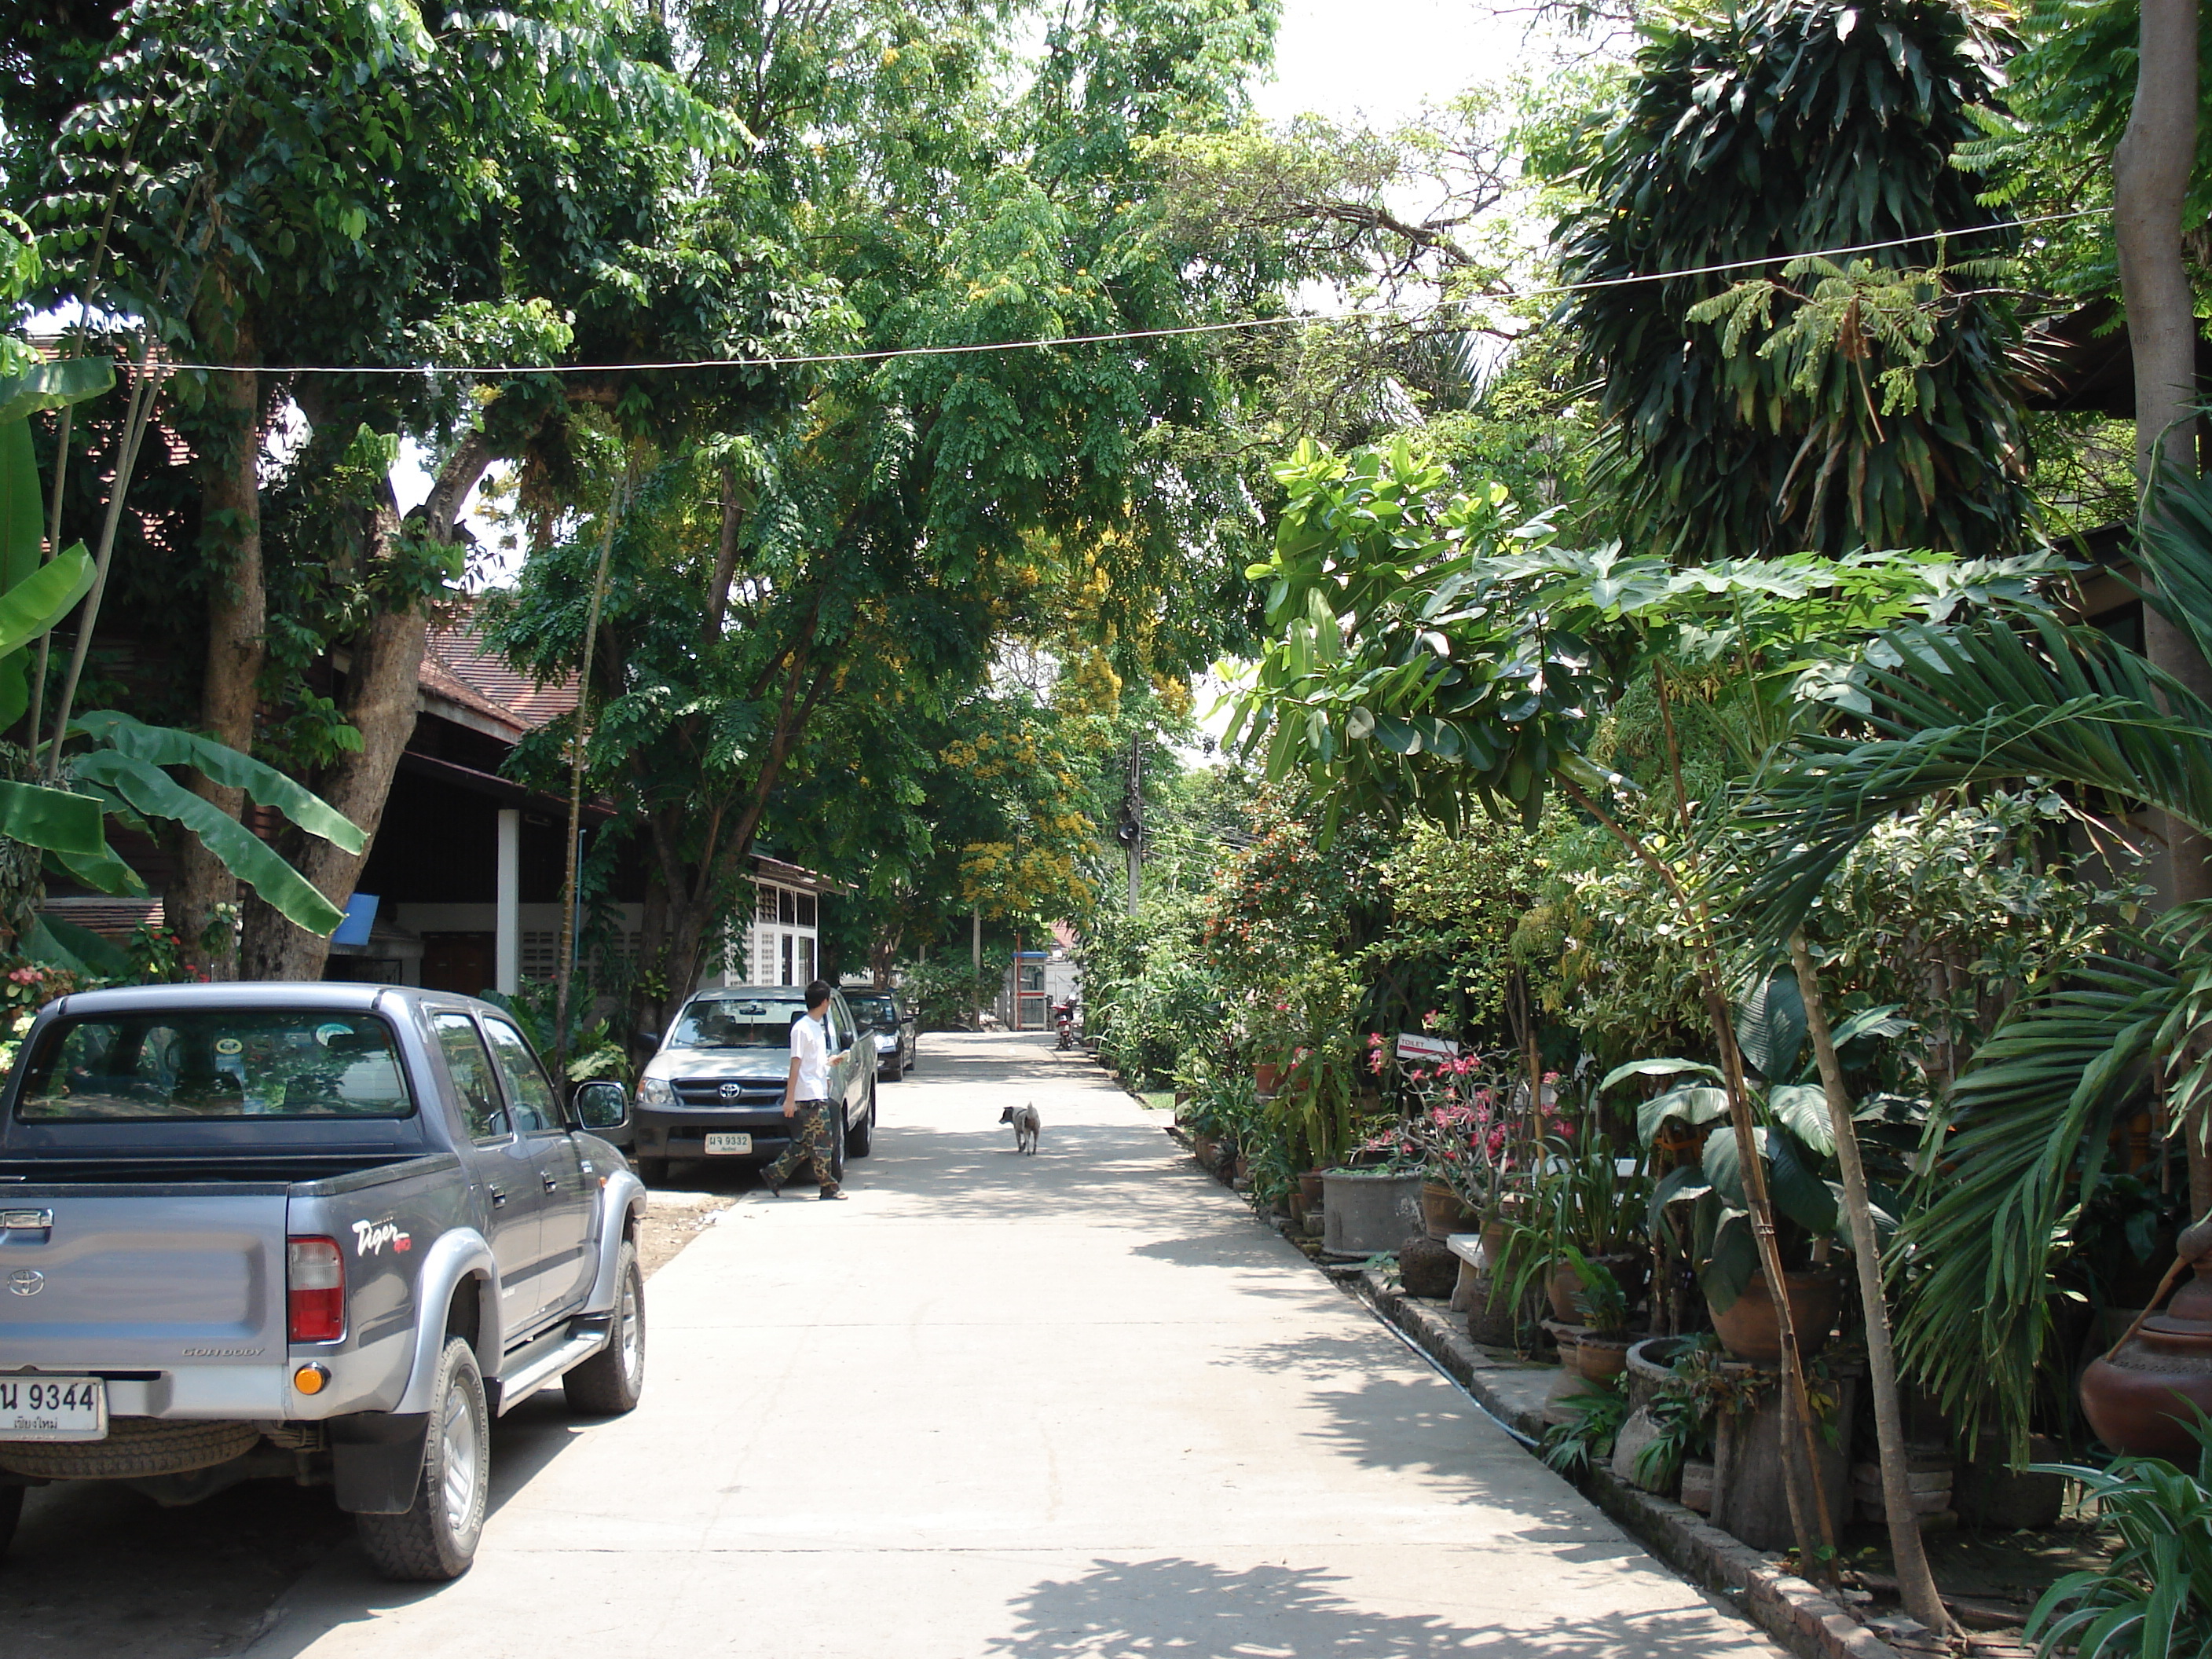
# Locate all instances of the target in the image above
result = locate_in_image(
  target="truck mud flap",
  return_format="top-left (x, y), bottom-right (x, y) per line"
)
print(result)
top-left (328, 1412), bottom-right (430, 1515)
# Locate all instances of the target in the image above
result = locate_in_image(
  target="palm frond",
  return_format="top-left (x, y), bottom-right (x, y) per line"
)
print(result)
top-left (1742, 613), bottom-right (2212, 942)
top-left (1891, 950), bottom-right (2177, 1454)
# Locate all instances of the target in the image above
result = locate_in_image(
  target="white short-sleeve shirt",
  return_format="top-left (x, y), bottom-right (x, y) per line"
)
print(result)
top-left (790, 1011), bottom-right (830, 1101)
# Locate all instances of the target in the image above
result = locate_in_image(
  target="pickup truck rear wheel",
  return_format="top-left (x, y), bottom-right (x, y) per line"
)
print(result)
top-left (564, 1240), bottom-right (646, 1415)
top-left (0, 1485), bottom-right (20, 1557)
top-left (845, 1090), bottom-right (874, 1157)
top-left (356, 1337), bottom-right (489, 1582)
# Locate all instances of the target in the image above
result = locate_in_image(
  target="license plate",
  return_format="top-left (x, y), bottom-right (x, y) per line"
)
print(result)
top-left (703, 1133), bottom-right (753, 1155)
top-left (0, 1374), bottom-right (107, 1441)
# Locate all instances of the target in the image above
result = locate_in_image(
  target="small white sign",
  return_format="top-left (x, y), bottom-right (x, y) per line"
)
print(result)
top-left (1395, 1032), bottom-right (1460, 1064)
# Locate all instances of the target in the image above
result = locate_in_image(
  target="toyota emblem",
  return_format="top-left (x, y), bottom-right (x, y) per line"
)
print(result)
top-left (720, 1082), bottom-right (743, 1101)
top-left (7, 1269), bottom-right (44, 1297)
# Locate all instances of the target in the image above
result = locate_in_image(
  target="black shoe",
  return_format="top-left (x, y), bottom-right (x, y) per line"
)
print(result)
top-left (819, 1186), bottom-right (846, 1200)
top-left (764, 1176), bottom-right (785, 1198)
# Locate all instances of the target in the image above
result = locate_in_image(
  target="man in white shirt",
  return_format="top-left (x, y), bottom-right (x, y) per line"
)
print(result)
top-left (764, 980), bottom-right (845, 1199)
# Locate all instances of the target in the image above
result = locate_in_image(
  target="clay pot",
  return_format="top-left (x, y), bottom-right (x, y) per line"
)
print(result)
top-left (1710, 1269), bottom-right (1844, 1364)
top-left (1569, 1333), bottom-right (1633, 1384)
top-left (1298, 1170), bottom-right (1325, 1206)
top-left (1419, 1181), bottom-right (1481, 1240)
top-left (2081, 1217), bottom-right (2212, 1458)
top-left (1254, 1061), bottom-right (1284, 1096)
top-left (1190, 1133), bottom-right (1220, 1170)
top-left (1545, 1253), bottom-right (1650, 1324)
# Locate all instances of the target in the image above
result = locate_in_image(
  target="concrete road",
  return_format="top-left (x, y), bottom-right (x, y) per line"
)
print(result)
top-left (244, 1030), bottom-right (1780, 1659)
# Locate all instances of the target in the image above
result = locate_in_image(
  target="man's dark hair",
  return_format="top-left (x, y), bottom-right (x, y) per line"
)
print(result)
top-left (804, 979), bottom-right (834, 1011)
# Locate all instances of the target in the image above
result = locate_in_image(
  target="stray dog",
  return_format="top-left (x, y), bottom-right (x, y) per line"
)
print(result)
top-left (999, 1102), bottom-right (1041, 1155)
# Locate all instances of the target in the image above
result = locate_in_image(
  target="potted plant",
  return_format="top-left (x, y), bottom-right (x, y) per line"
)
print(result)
top-left (1558, 1246), bottom-right (1636, 1382)
top-left (1492, 1134), bottom-right (1652, 1333)
top-left (1321, 1122), bottom-right (1426, 1257)
top-left (1398, 1050), bottom-right (1511, 1240)
top-left (1631, 1061), bottom-right (1848, 1363)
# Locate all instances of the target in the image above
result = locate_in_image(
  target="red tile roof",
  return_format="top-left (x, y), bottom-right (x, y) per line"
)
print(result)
top-left (421, 605), bottom-right (579, 734)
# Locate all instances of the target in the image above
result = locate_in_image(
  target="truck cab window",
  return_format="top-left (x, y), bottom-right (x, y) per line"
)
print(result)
top-left (433, 1013), bottom-right (507, 1140)
top-left (481, 1018), bottom-right (558, 1133)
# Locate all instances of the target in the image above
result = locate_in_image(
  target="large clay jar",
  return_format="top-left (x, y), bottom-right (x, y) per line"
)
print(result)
top-left (1254, 1061), bottom-right (1284, 1097)
top-left (1710, 1269), bottom-right (1844, 1364)
top-left (1419, 1181), bottom-right (1481, 1240)
top-left (2081, 1216), bottom-right (2212, 1459)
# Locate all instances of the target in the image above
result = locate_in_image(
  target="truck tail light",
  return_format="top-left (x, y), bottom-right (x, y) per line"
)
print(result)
top-left (287, 1236), bottom-right (346, 1343)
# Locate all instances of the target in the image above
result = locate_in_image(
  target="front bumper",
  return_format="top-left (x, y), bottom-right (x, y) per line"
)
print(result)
top-left (632, 1106), bottom-right (794, 1162)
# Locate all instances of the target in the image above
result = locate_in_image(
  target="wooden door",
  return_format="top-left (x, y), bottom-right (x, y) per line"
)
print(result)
top-left (422, 932), bottom-right (496, 995)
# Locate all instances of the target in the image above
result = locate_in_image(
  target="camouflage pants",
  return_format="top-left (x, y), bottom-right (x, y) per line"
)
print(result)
top-left (765, 1101), bottom-right (837, 1190)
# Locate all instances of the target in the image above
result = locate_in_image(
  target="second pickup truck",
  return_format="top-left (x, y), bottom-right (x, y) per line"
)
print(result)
top-left (0, 982), bottom-right (648, 1580)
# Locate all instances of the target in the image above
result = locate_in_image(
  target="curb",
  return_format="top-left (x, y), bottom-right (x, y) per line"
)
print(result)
top-left (1348, 1269), bottom-right (1930, 1659)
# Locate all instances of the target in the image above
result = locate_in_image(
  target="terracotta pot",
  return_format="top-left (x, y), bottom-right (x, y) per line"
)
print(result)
top-left (1298, 1170), bottom-right (1325, 1206)
top-left (1190, 1133), bottom-right (1219, 1170)
top-left (1479, 1220), bottom-right (1511, 1273)
top-left (1419, 1181), bottom-right (1481, 1241)
top-left (2081, 1218), bottom-right (2212, 1458)
top-left (1570, 1333), bottom-right (1633, 1384)
top-left (1710, 1269), bottom-right (1844, 1364)
top-left (1288, 1192), bottom-right (1310, 1228)
top-left (1254, 1061), bottom-right (1284, 1096)
top-left (1545, 1253), bottom-right (1650, 1324)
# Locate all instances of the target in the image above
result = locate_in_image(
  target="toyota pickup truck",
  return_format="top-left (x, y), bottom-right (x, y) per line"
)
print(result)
top-left (0, 983), bottom-right (646, 1581)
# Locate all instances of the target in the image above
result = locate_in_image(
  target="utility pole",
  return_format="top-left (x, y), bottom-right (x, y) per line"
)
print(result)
top-left (972, 906), bottom-right (982, 1027)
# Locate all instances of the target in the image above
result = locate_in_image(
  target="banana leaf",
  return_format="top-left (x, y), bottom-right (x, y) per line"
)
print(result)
top-left (72, 711), bottom-right (364, 854)
top-left (68, 750), bottom-right (346, 935)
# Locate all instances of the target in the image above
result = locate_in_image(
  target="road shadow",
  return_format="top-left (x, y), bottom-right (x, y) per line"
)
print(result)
top-left (985, 1555), bottom-right (1762, 1657)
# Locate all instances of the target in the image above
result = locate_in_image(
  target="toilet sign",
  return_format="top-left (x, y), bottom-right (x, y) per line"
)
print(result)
top-left (1395, 1032), bottom-right (1460, 1064)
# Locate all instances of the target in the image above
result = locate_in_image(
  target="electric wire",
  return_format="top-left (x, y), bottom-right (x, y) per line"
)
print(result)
top-left (41, 206), bottom-right (2104, 378)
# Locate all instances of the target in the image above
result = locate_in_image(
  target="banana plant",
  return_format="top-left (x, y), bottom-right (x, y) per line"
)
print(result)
top-left (0, 320), bottom-right (364, 961)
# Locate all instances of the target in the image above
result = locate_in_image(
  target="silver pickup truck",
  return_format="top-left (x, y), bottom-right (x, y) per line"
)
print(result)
top-left (0, 983), bottom-right (647, 1581)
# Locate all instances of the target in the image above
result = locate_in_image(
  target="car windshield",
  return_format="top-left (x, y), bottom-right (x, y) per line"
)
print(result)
top-left (668, 998), bottom-right (806, 1049)
top-left (844, 994), bottom-right (897, 1030)
top-left (16, 1011), bottom-right (414, 1121)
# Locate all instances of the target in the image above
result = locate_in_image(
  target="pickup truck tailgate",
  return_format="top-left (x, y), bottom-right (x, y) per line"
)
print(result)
top-left (1, 1185), bottom-right (290, 1395)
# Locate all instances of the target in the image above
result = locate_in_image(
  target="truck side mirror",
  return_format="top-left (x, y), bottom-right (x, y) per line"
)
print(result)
top-left (573, 1079), bottom-right (630, 1132)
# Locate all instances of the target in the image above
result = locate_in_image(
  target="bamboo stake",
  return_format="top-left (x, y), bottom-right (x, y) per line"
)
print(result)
top-left (1791, 929), bottom-right (1958, 1639)
top-left (552, 475), bottom-right (626, 1082)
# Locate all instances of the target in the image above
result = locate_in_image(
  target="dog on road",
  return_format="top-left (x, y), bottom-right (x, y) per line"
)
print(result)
top-left (999, 1102), bottom-right (1041, 1155)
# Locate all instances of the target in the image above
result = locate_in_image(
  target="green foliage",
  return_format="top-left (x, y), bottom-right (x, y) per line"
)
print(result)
top-left (2027, 1420), bottom-right (2212, 1659)
top-left (1551, 0), bottom-right (2033, 560)
top-left (1540, 1375), bottom-right (1628, 1477)
top-left (900, 947), bottom-right (1014, 1035)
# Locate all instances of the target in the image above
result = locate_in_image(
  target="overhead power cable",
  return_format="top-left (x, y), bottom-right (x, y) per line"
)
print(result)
top-left (57, 207), bottom-right (2103, 378)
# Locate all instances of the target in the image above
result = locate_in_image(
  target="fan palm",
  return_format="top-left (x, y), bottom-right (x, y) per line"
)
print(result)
top-left (1740, 471), bottom-right (2212, 1449)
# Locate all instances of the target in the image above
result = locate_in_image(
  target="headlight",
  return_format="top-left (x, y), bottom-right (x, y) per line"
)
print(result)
top-left (637, 1076), bottom-right (676, 1108)
top-left (875, 1034), bottom-right (895, 1050)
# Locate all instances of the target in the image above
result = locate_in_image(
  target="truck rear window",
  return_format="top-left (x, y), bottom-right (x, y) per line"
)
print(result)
top-left (16, 1012), bottom-right (415, 1122)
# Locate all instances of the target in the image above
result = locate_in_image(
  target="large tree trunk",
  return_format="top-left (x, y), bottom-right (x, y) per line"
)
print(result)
top-left (170, 316), bottom-right (262, 980)
top-left (240, 435), bottom-right (493, 980)
top-left (2117, 0), bottom-right (2210, 1208)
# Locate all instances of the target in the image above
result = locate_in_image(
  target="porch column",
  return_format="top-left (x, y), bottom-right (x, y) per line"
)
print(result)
top-left (495, 808), bottom-right (521, 995)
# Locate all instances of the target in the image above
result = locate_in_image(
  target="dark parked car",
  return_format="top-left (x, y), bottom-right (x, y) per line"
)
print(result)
top-left (843, 988), bottom-right (915, 1081)
top-left (630, 987), bottom-right (877, 1184)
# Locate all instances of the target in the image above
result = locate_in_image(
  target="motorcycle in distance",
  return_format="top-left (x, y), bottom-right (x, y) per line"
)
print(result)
top-left (1055, 999), bottom-right (1080, 1050)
